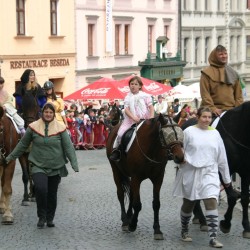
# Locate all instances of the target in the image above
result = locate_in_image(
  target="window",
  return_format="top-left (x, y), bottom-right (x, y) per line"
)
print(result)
top-left (113, 16), bottom-right (133, 56)
top-left (86, 15), bottom-right (99, 57)
top-left (194, 37), bottom-right (200, 65)
top-left (50, 0), bottom-right (58, 35)
top-left (217, 36), bottom-right (222, 45)
top-left (183, 38), bottom-right (189, 62)
top-left (237, 36), bottom-right (241, 61)
top-left (115, 25), bottom-right (120, 55)
top-left (148, 25), bottom-right (153, 53)
top-left (88, 24), bottom-right (94, 56)
top-left (204, 0), bottom-right (208, 10)
top-left (183, 0), bottom-right (187, 10)
top-left (230, 36), bottom-right (234, 61)
top-left (194, 0), bottom-right (198, 10)
top-left (124, 25), bottom-right (129, 54)
top-left (114, 24), bottom-right (130, 55)
top-left (16, 0), bottom-right (25, 35)
top-left (205, 37), bottom-right (210, 63)
top-left (246, 36), bottom-right (250, 59)
top-left (164, 26), bottom-right (169, 37)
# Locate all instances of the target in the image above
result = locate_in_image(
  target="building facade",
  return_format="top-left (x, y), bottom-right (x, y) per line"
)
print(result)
top-left (0, 0), bottom-right (75, 97)
top-left (75, 0), bottom-right (180, 90)
top-left (181, 0), bottom-right (250, 99)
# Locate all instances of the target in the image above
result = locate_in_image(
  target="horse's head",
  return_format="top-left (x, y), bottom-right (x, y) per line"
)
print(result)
top-left (21, 90), bottom-right (40, 127)
top-left (108, 104), bottom-right (122, 126)
top-left (159, 114), bottom-right (184, 164)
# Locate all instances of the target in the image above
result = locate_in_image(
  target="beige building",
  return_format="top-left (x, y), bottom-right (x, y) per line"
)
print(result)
top-left (0, 0), bottom-right (76, 98)
top-left (75, 0), bottom-right (180, 90)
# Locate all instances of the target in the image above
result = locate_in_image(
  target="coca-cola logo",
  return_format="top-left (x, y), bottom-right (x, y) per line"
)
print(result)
top-left (144, 82), bottom-right (162, 91)
top-left (118, 86), bottom-right (130, 93)
top-left (81, 88), bottom-right (110, 95)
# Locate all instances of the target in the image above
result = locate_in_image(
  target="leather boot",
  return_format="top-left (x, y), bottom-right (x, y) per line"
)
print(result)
top-left (37, 217), bottom-right (46, 229)
top-left (47, 220), bottom-right (55, 227)
top-left (109, 147), bottom-right (121, 162)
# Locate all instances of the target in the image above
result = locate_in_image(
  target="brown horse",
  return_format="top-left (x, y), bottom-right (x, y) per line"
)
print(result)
top-left (106, 114), bottom-right (184, 239)
top-left (0, 106), bottom-right (20, 224)
top-left (18, 88), bottom-right (42, 205)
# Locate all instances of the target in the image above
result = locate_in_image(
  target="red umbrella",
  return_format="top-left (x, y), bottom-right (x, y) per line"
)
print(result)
top-left (116, 75), bottom-right (173, 96)
top-left (63, 77), bottom-right (126, 100)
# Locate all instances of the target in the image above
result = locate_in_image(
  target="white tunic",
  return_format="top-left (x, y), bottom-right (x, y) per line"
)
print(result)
top-left (173, 125), bottom-right (231, 201)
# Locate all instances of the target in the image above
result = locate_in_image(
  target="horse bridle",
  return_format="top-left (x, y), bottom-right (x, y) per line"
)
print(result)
top-left (161, 117), bottom-right (184, 160)
top-left (110, 106), bottom-right (123, 125)
top-left (135, 116), bottom-right (183, 164)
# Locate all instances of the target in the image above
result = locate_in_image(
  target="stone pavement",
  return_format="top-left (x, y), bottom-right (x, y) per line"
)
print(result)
top-left (0, 149), bottom-right (249, 250)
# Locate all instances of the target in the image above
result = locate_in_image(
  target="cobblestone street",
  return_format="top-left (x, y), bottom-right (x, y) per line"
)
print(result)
top-left (0, 149), bottom-right (249, 250)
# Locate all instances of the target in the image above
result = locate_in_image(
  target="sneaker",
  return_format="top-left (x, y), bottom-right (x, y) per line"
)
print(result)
top-left (209, 238), bottom-right (223, 248)
top-left (181, 232), bottom-right (192, 242)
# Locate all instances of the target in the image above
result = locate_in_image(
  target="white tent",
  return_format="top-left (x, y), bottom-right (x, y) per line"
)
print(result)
top-left (165, 84), bottom-right (197, 102)
top-left (187, 82), bottom-right (201, 100)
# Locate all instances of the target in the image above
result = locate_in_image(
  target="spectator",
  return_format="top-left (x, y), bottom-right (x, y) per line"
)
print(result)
top-left (154, 95), bottom-right (168, 115)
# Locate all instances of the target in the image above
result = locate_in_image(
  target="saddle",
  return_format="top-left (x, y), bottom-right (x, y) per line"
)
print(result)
top-left (120, 124), bottom-right (137, 151)
top-left (6, 113), bottom-right (21, 134)
top-left (113, 121), bottom-right (144, 156)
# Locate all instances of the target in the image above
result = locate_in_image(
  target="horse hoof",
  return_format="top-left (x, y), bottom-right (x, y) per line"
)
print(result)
top-left (200, 225), bottom-right (208, 232)
top-left (154, 233), bottom-right (164, 240)
top-left (2, 217), bottom-right (13, 225)
top-left (30, 197), bottom-right (36, 202)
top-left (243, 231), bottom-right (250, 239)
top-left (121, 225), bottom-right (129, 232)
top-left (219, 220), bottom-right (231, 234)
top-left (128, 225), bottom-right (137, 232)
top-left (21, 200), bottom-right (30, 206)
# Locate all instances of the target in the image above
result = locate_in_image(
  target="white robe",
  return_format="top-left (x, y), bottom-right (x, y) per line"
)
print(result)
top-left (172, 125), bottom-right (231, 201)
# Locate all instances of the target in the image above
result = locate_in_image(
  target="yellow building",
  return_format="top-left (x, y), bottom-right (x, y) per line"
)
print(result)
top-left (0, 0), bottom-right (75, 98)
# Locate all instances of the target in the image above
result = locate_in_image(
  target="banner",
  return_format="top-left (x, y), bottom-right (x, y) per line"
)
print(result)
top-left (106, 0), bottom-right (113, 52)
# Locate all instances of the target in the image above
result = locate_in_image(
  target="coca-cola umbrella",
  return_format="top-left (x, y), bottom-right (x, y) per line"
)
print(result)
top-left (63, 77), bottom-right (126, 100)
top-left (116, 75), bottom-right (173, 96)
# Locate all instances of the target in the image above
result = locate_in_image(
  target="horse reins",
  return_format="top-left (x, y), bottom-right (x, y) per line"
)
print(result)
top-left (134, 117), bottom-right (182, 164)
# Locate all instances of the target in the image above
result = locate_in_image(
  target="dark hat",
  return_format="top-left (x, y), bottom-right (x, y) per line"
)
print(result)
top-left (20, 69), bottom-right (34, 85)
top-left (158, 95), bottom-right (164, 99)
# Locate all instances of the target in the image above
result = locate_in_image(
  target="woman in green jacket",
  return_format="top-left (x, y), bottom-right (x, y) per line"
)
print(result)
top-left (6, 103), bottom-right (79, 228)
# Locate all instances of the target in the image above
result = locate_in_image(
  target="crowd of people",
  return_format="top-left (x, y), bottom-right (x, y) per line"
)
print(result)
top-left (1, 45), bottom-right (246, 248)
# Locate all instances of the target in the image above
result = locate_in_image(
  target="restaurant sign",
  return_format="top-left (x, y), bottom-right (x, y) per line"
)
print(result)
top-left (10, 58), bottom-right (70, 69)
